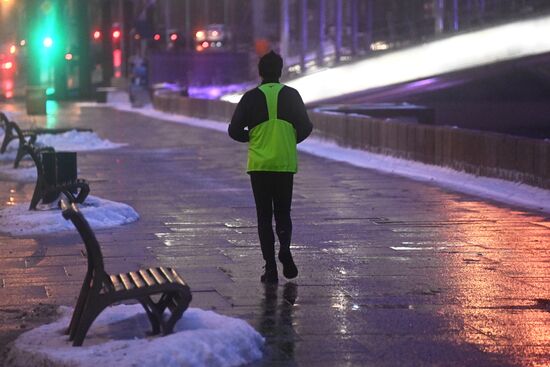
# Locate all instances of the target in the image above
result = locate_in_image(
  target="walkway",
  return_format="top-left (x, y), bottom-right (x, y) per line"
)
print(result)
top-left (1, 102), bottom-right (549, 366)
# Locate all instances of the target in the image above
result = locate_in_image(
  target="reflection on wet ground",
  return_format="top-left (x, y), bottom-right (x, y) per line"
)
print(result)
top-left (435, 201), bottom-right (550, 366)
top-left (257, 283), bottom-right (297, 363)
top-left (0, 103), bottom-right (549, 366)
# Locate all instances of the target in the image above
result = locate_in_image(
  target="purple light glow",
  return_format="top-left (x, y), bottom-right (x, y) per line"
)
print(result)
top-left (406, 78), bottom-right (438, 89)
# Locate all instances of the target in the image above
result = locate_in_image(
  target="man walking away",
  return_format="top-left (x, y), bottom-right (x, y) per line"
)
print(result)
top-left (228, 50), bottom-right (313, 283)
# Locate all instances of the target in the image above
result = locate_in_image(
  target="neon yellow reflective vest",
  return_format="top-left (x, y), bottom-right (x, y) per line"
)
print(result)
top-left (247, 83), bottom-right (298, 173)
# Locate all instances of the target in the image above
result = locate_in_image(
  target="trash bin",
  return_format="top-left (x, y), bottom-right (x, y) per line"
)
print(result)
top-left (96, 87), bottom-right (116, 103)
top-left (41, 152), bottom-right (59, 204)
top-left (41, 151), bottom-right (78, 203)
top-left (130, 84), bottom-right (149, 107)
top-left (26, 86), bottom-right (47, 115)
top-left (56, 151), bottom-right (77, 184)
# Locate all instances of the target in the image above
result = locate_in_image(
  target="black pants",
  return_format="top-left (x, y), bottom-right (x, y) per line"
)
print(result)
top-left (250, 172), bottom-right (294, 264)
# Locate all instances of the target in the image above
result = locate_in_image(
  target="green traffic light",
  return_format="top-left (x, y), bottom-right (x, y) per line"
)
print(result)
top-left (25, 1), bottom-right (71, 90)
top-left (42, 37), bottom-right (53, 48)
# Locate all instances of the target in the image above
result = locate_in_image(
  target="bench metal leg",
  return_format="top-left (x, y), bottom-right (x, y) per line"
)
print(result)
top-left (13, 146), bottom-right (27, 169)
top-left (0, 135), bottom-right (12, 153)
top-left (29, 184), bottom-right (42, 210)
top-left (71, 302), bottom-right (106, 347)
top-left (29, 183), bottom-right (43, 210)
top-left (61, 189), bottom-right (77, 204)
top-left (156, 292), bottom-right (171, 314)
top-left (139, 292), bottom-right (188, 336)
top-left (162, 293), bottom-right (187, 335)
top-left (150, 291), bottom-right (189, 335)
top-left (74, 185), bottom-right (90, 204)
top-left (139, 298), bottom-right (161, 335)
top-left (66, 274), bottom-right (92, 336)
top-left (60, 184), bottom-right (89, 205)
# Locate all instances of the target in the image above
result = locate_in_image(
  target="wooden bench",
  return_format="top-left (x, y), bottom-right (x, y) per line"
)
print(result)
top-left (1, 113), bottom-right (38, 161)
top-left (27, 145), bottom-right (90, 210)
top-left (9, 120), bottom-right (48, 169)
top-left (60, 200), bottom-right (192, 346)
top-left (0, 112), bottom-right (93, 159)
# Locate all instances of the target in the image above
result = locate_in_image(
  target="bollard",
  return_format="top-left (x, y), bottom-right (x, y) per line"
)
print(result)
top-left (96, 87), bottom-right (117, 103)
top-left (26, 86), bottom-right (47, 115)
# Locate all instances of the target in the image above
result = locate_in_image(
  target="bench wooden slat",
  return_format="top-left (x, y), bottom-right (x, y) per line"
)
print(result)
top-left (139, 269), bottom-right (157, 286)
top-left (109, 275), bottom-right (125, 292)
top-left (129, 271), bottom-right (146, 288)
top-left (169, 268), bottom-right (186, 285)
top-left (147, 268), bottom-right (166, 285)
top-left (119, 273), bottom-right (135, 290)
top-left (159, 267), bottom-right (175, 283)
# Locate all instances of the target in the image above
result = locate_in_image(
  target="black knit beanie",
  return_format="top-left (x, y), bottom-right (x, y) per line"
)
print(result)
top-left (258, 50), bottom-right (283, 80)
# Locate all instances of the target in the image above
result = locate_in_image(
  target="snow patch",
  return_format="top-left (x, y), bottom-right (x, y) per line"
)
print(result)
top-left (0, 195), bottom-right (139, 236)
top-left (35, 130), bottom-right (126, 151)
top-left (0, 129), bottom-right (126, 180)
top-left (103, 102), bottom-right (550, 214)
top-left (7, 304), bottom-right (264, 367)
top-left (112, 103), bottom-right (228, 132)
top-left (299, 137), bottom-right (550, 214)
top-left (0, 130), bottom-right (125, 163)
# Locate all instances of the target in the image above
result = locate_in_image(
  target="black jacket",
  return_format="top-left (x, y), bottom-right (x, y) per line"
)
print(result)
top-left (228, 81), bottom-right (313, 143)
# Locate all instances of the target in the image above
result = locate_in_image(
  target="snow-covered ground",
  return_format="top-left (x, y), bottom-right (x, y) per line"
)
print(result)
top-left (0, 128), bottom-right (136, 235)
top-left (7, 304), bottom-right (264, 367)
top-left (0, 195), bottom-right (139, 236)
top-left (2, 104), bottom-right (265, 367)
top-left (108, 102), bottom-right (550, 215)
top-left (0, 129), bottom-right (126, 163)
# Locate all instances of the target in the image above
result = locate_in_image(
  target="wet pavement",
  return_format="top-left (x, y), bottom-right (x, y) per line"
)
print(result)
top-left (1, 102), bottom-right (550, 366)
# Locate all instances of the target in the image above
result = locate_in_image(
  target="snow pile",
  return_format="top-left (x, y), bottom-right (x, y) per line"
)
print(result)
top-left (36, 130), bottom-right (126, 151)
top-left (0, 129), bottom-right (126, 180)
top-left (299, 137), bottom-right (550, 214)
top-left (108, 102), bottom-right (550, 214)
top-left (7, 304), bottom-right (264, 367)
top-left (0, 196), bottom-right (139, 236)
top-left (113, 104), bottom-right (228, 133)
top-left (0, 130), bottom-right (125, 163)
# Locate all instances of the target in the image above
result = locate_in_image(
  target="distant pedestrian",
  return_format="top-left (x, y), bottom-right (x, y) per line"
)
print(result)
top-left (228, 50), bottom-right (313, 283)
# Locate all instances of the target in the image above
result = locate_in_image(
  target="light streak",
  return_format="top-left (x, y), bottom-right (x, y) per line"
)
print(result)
top-left (222, 14), bottom-right (550, 104)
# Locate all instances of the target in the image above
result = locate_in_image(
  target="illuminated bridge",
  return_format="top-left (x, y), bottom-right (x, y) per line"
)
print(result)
top-left (154, 4), bottom-right (550, 190)
top-left (223, 12), bottom-right (550, 138)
